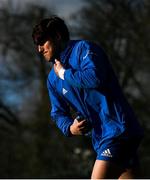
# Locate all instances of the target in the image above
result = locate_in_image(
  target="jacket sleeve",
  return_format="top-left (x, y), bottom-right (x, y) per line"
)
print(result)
top-left (47, 79), bottom-right (73, 137)
top-left (64, 41), bottom-right (109, 89)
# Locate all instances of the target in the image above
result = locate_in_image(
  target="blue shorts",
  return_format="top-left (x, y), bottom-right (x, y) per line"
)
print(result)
top-left (96, 136), bottom-right (142, 169)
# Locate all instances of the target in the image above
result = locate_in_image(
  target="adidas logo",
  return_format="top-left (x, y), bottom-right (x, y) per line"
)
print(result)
top-left (62, 88), bottom-right (68, 95)
top-left (101, 148), bottom-right (112, 158)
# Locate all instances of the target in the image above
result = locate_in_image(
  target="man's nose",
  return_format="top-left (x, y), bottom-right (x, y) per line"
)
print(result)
top-left (38, 45), bottom-right (43, 53)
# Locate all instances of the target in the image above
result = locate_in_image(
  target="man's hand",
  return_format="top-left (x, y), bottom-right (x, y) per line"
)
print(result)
top-left (54, 59), bottom-right (65, 80)
top-left (54, 59), bottom-right (63, 76)
top-left (70, 118), bottom-right (89, 135)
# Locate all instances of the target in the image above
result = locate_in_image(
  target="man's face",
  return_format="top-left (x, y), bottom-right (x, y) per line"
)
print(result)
top-left (37, 38), bottom-right (60, 62)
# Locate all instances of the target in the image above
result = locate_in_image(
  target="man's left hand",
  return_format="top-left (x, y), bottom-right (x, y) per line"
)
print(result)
top-left (54, 59), bottom-right (63, 76)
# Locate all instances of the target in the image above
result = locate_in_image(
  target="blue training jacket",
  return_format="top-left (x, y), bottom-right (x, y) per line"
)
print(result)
top-left (47, 40), bottom-right (143, 152)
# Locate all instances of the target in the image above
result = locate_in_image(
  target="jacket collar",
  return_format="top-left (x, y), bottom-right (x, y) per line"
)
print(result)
top-left (60, 40), bottom-right (76, 68)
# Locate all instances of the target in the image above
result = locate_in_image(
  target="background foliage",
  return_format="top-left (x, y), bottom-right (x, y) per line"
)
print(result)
top-left (0, 0), bottom-right (150, 178)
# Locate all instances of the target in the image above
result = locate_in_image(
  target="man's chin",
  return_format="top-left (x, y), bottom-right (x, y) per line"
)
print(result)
top-left (44, 56), bottom-right (54, 63)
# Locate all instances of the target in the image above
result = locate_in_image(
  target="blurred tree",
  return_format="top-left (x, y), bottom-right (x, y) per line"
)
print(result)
top-left (0, 2), bottom-right (51, 178)
top-left (71, 0), bottom-right (150, 177)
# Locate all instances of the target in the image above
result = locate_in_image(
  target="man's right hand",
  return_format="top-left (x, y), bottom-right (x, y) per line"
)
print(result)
top-left (70, 118), bottom-right (88, 135)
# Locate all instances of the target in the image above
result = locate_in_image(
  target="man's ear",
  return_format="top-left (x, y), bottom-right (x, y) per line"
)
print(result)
top-left (56, 32), bottom-right (61, 41)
